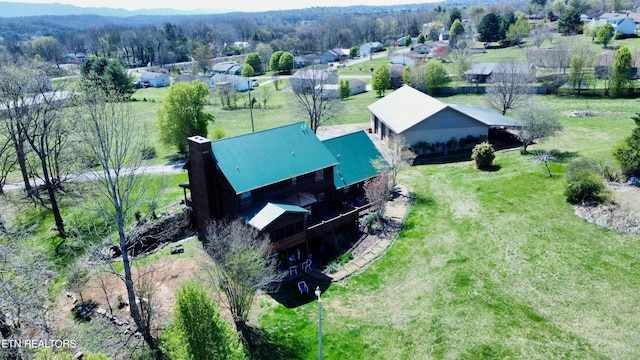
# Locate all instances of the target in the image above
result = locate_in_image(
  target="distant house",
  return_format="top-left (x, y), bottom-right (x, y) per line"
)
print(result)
top-left (358, 42), bottom-right (384, 57)
top-left (367, 85), bottom-right (521, 151)
top-left (464, 62), bottom-right (532, 83)
top-left (139, 72), bottom-right (170, 87)
top-left (183, 123), bottom-right (387, 256)
top-left (294, 54), bottom-right (322, 68)
top-left (175, 74), bottom-right (210, 84)
top-left (396, 36), bottom-right (418, 46)
top-left (594, 51), bottom-right (640, 79)
top-left (347, 79), bottom-right (366, 95)
top-left (390, 52), bottom-right (427, 66)
top-left (321, 48), bottom-right (351, 63)
top-left (211, 61), bottom-right (242, 75)
top-left (290, 68), bottom-right (339, 93)
top-left (62, 53), bottom-right (87, 65)
top-left (438, 30), bottom-right (450, 42)
top-left (320, 79), bottom-right (367, 98)
top-left (589, 16), bottom-right (636, 35)
top-left (411, 43), bottom-right (432, 54)
top-left (209, 74), bottom-right (253, 92)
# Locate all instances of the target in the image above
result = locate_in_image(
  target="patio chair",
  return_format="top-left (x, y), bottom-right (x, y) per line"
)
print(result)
top-left (298, 281), bottom-right (309, 295)
top-left (289, 265), bottom-right (298, 276)
top-left (303, 259), bottom-right (312, 273)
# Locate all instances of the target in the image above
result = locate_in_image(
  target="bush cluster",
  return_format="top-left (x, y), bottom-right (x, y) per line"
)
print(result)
top-left (564, 158), bottom-right (605, 204)
top-left (471, 142), bottom-right (495, 169)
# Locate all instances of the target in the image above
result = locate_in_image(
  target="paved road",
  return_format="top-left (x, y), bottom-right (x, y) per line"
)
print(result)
top-left (3, 163), bottom-right (186, 192)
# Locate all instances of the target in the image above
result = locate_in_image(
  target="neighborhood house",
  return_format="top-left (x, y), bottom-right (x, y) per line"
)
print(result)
top-left (368, 85), bottom-right (521, 153)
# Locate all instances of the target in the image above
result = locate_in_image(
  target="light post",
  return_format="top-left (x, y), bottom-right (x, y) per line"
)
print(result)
top-left (247, 79), bottom-right (254, 132)
top-left (315, 286), bottom-right (323, 360)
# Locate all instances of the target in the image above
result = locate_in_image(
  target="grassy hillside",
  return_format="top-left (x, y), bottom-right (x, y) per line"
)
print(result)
top-left (255, 95), bottom-right (640, 359)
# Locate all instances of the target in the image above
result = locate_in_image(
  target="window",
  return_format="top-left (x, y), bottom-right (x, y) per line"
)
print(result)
top-left (316, 192), bottom-right (325, 202)
top-left (292, 177), bottom-right (297, 185)
top-left (315, 169), bottom-right (324, 182)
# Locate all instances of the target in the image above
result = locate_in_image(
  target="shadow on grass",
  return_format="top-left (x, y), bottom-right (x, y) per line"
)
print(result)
top-left (241, 326), bottom-right (305, 360)
top-left (477, 164), bottom-right (501, 172)
top-left (49, 236), bottom-right (86, 270)
top-left (528, 149), bottom-right (579, 163)
top-left (268, 271), bottom-right (332, 308)
top-left (413, 152), bottom-right (472, 165)
top-left (166, 152), bottom-right (188, 164)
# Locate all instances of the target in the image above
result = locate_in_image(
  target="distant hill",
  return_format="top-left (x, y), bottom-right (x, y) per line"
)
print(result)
top-left (0, 2), bottom-right (226, 17)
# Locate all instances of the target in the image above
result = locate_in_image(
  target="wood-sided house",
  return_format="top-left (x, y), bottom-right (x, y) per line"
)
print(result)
top-left (184, 122), bottom-right (387, 256)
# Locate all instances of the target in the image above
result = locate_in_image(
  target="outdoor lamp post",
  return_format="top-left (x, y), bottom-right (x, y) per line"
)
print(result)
top-left (315, 286), bottom-right (323, 360)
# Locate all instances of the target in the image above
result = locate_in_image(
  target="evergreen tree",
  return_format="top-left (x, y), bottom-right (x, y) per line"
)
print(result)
top-left (339, 79), bottom-right (351, 99)
top-left (558, 7), bottom-right (582, 35)
top-left (173, 282), bottom-right (246, 360)
top-left (613, 113), bottom-right (640, 178)
top-left (611, 46), bottom-right (632, 97)
top-left (477, 13), bottom-right (503, 43)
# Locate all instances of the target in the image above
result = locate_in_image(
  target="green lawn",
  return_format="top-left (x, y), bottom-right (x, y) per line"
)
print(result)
top-left (255, 95), bottom-right (640, 359)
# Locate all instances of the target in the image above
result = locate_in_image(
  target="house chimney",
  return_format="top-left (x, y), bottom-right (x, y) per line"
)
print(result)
top-left (187, 136), bottom-right (219, 237)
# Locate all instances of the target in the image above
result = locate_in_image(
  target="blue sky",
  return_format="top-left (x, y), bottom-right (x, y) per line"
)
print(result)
top-left (15, 0), bottom-right (439, 12)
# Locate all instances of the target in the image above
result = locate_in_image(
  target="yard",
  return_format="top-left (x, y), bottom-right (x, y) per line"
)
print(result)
top-left (253, 95), bottom-right (640, 359)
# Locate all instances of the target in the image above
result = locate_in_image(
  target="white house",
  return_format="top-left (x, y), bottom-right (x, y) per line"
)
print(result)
top-left (367, 85), bottom-right (521, 149)
top-left (139, 72), bottom-right (170, 87)
top-left (358, 42), bottom-right (384, 57)
top-left (209, 74), bottom-right (253, 92)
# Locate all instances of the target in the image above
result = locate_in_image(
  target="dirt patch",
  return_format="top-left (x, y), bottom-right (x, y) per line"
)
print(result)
top-left (574, 183), bottom-right (640, 234)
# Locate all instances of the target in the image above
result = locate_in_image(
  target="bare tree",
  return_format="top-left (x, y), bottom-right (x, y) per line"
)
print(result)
top-left (363, 172), bottom-right (390, 221)
top-left (374, 135), bottom-right (414, 190)
top-left (515, 98), bottom-right (564, 153)
top-left (0, 241), bottom-right (55, 359)
top-left (0, 58), bottom-right (70, 237)
top-left (529, 25), bottom-right (553, 48)
top-left (0, 134), bottom-right (16, 195)
top-left (447, 43), bottom-right (473, 81)
top-left (73, 88), bottom-right (162, 359)
top-left (203, 219), bottom-right (284, 333)
top-left (289, 66), bottom-right (342, 133)
top-left (485, 59), bottom-right (535, 115)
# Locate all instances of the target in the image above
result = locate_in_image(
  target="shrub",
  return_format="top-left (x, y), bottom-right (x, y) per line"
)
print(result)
top-left (564, 158), bottom-right (605, 204)
top-left (338, 252), bottom-right (354, 266)
top-left (614, 31), bottom-right (625, 40)
top-left (141, 145), bottom-right (157, 160)
top-left (471, 142), bottom-right (495, 169)
top-left (325, 261), bottom-right (339, 274)
top-left (212, 128), bottom-right (227, 140)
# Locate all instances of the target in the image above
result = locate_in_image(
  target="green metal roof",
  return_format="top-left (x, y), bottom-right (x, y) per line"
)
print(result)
top-left (248, 202), bottom-right (309, 231)
top-left (211, 122), bottom-right (338, 194)
top-left (322, 131), bottom-right (388, 189)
